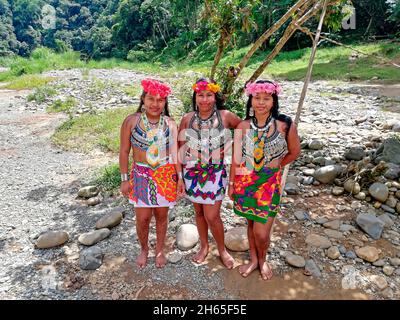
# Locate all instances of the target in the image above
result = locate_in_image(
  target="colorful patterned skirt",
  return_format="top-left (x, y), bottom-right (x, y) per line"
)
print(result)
top-left (233, 165), bottom-right (282, 224)
top-left (129, 162), bottom-right (177, 208)
top-left (183, 161), bottom-right (227, 204)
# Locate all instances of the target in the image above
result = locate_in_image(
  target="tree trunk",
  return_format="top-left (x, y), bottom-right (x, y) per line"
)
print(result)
top-left (237, 0), bottom-right (310, 73)
top-left (222, 0), bottom-right (314, 97)
top-left (210, 32), bottom-right (231, 81)
top-left (246, 2), bottom-right (320, 84)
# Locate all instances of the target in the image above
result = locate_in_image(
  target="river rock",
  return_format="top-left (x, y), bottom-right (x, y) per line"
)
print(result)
top-left (344, 179), bottom-right (361, 195)
top-left (78, 186), bottom-right (99, 198)
top-left (36, 231), bottom-right (69, 249)
top-left (286, 254), bottom-right (306, 267)
top-left (372, 137), bottom-right (400, 165)
top-left (176, 224), bottom-right (199, 250)
top-left (355, 246), bottom-right (380, 262)
top-left (323, 220), bottom-right (341, 230)
top-left (384, 163), bottom-right (400, 179)
top-left (79, 246), bottom-right (103, 270)
top-left (332, 186), bottom-right (345, 196)
top-left (305, 259), bottom-right (322, 277)
top-left (78, 229), bottom-right (111, 246)
top-left (96, 210), bottom-right (123, 229)
top-left (344, 146), bottom-right (365, 161)
top-left (224, 227), bottom-right (249, 252)
top-left (356, 213), bottom-right (385, 239)
top-left (313, 165), bottom-right (341, 184)
top-left (368, 183), bottom-right (389, 202)
top-left (305, 234), bottom-right (331, 249)
top-left (327, 246), bottom-right (340, 259)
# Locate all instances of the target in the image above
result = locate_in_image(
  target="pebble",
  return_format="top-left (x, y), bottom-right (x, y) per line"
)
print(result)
top-left (285, 254), bottom-right (306, 268)
top-left (356, 246), bottom-right (380, 263)
top-left (305, 234), bottom-right (332, 249)
top-left (383, 265), bottom-right (394, 276)
top-left (327, 246), bottom-right (340, 259)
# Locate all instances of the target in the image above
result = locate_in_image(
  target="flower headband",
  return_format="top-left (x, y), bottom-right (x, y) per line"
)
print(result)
top-left (192, 81), bottom-right (220, 93)
top-left (141, 78), bottom-right (171, 98)
top-left (245, 82), bottom-right (282, 96)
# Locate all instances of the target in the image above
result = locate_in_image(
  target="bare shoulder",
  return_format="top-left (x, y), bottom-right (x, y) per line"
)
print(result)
top-left (180, 112), bottom-right (195, 126)
top-left (220, 109), bottom-right (238, 118)
top-left (165, 116), bottom-right (177, 127)
top-left (123, 113), bottom-right (139, 126)
top-left (276, 119), bottom-right (290, 134)
top-left (237, 119), bottom-right (251, 130)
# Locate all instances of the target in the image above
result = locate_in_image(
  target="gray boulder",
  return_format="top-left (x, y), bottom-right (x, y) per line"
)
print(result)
top-left (313, 165), bottom-right (341, 184)
top-left (344, 146), bottom-right (365, 161)
top-left (369, 183), bottom-right (389, 202)
top-left (356, 213), bottom-right (385, 240)
top-left (36, 231), bottom-right (69, 249)
top-left (78, 186), bottom-right (99, 198)
top-left (384, 163), bottom-right (400, 180)
top-left (79, 246), bottom-right (103, 270)
top-left (309, 139), bottom-right (324, 150)
top-left (372, 137), bottom-right (400, 165)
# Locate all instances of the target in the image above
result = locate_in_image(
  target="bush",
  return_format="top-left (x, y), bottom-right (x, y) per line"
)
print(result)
top-left (94, 163), bottom-right (121, 192)
top-left (47, 97), bottom-right (77, 115)
top-left (127, 49), bottom-right (150, 62)
top-left (27, 85), bottom-right (57, 103)
top-left (30, 47), bottom-right (53, 60)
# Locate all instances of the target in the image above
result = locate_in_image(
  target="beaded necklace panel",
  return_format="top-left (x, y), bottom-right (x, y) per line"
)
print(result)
top-left (185, 109), bottom-right (228, 152)
top-left (130, 114), bottom-right (170, 154)
top-left (242, 118), bottom-right (288, 171)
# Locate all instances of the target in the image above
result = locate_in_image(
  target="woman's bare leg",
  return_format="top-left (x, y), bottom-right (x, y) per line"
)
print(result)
top-left (135, 208), bottom-right (153, 268)
top-left (238, 219), bottom-right (258, 277)
top-left (203, 201), bottom-right (234, 269)
top-left (154, 207), bottom-right (169, 268)
top-left (253, 217), bottom-right (275, 280)
top-left (192, 202), bottom-right (210, 263)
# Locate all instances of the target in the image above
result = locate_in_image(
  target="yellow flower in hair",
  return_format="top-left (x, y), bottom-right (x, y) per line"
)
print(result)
top-left (207, 83), bottom-right (220, 93)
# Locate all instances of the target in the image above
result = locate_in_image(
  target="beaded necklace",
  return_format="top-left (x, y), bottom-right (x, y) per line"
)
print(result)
top-left (141, 112), bottom-right (165, 167)
top-left (248, 115), bottom-right (287, 171)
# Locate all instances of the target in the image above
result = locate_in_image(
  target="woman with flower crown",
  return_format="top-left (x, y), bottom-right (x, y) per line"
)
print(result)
top-left (120, 78), bottom-right (185, 268)
top-left (228, 79), bottom-right (301, 280)
top-left (178, 77), bottom-right (242, 269)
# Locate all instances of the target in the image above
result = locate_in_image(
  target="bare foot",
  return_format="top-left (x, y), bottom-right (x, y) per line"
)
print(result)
top-left (136, 249), bottom-right (148, 268)
top-left (155, 252), bottom-right (167, 268)
top-left (192, 245), bottom-right (209, 264)
top-left (238, 261), bottom-right (258, 278)
top-left (220, 250), bottom-right (235, 269)
top-left (260, 261), bottom-right (273, 280)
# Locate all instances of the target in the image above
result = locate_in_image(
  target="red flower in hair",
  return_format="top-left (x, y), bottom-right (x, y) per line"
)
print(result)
top-left (141, 79), bottom-right (171, 98)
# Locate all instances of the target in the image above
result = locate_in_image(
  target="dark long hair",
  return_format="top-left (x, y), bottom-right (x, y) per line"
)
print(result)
top-left (245, 79), bottom-right (292, 137)
top-left (192, 77), bottom-right (225, 111)
top-left (136, 91), bottom-right (170, 116)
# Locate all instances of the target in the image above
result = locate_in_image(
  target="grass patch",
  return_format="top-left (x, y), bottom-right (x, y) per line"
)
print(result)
top-left (122, 85), bottom-right (142, 97)
top-left (4, 74), bottom-right (56, 90)
top-left (1, 41), bottom-right (399, 88)
top-left (87, 78), bottom-right (108, 95)
top-left (27, 85), bottom-right (58, 103)
top-left (52, 106), bottom-right (134, 153)
top-left (47, 97), bottom-right (78, 114)
top-left (263, 42), bottom-right (400, 82)
top-left (94, 163), bottom-right (121, 192)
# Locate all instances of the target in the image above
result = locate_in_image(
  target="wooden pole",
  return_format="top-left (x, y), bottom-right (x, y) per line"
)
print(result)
top-left (280, 0), bottom-right (329, 195)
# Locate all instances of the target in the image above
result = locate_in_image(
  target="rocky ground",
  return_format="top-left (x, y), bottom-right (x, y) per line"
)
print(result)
top-left (1, 68), bottom-right (400, 300)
